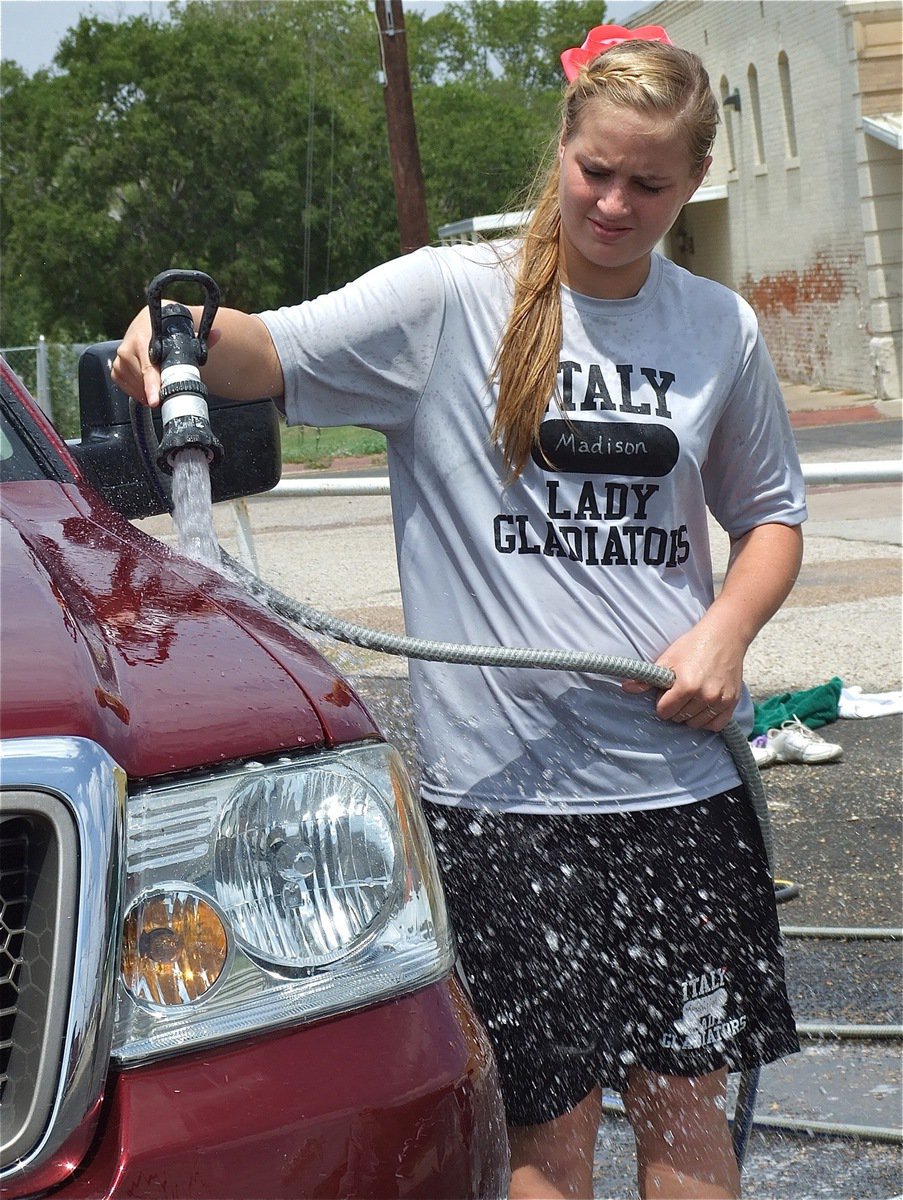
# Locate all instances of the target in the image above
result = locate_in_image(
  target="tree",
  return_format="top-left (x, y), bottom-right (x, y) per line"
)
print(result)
top-left (407, 0), bottom-right (606, 230)
top-left (1, 1), bottom-right (398, 341)
top-left (407, 1), bottom-right (606, 89)
top-left (415, 80), bottom-right (556, 230)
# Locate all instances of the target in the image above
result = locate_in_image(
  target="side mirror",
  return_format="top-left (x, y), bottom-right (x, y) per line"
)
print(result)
top-left (70, 342), bottom-right (282, 519)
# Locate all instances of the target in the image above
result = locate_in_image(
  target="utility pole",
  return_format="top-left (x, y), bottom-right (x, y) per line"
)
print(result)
top-left (375, 0), bottom-right (430, 253)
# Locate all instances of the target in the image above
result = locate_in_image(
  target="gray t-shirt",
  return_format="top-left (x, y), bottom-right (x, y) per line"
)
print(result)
top-left (258, 242), bottom-right (807, 813)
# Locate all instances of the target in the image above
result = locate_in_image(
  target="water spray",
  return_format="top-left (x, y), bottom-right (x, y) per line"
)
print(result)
top-left (147, 268), bottom-right (224, 471)
top-left (215, 556), bottom-right (903, 1161)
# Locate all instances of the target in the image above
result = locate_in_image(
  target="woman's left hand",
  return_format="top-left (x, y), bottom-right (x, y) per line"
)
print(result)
top-left (621, 618), bottom-right (744, 733)
top-left (620, 523), bottom-right (804, 732)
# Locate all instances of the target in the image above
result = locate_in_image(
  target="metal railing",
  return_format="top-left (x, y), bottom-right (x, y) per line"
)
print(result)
top-left (257, 459), bottom-right (902, 497)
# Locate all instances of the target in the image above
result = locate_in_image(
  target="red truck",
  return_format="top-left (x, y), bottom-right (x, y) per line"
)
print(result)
top-left (0, 345), bottom-right (507, 1198)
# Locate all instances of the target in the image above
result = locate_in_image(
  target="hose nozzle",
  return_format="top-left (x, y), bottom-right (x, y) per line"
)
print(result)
top-left (157, 380), bottom-right (224, 473)
top-left (151, 298), bottom-right (224, 473)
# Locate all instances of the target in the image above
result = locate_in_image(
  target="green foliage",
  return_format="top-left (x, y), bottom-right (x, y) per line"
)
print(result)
top-left (1, 1), bottom-right (396, 342)
top-left (403, 0), bottom-right (607, 234)
top-left (1, 342), bottom-right (81, 439)
top-left (407, 0), bottom-right (606, 89)
top-left (46, 344), bottom-right (83, 439)
top-left (416, 80), bottom-right (556, 229)
top-left (1, 0), bottom-right (608, 347)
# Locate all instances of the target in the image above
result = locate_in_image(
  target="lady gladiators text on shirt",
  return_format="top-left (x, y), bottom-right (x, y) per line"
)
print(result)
top-left (494, 360), bottom-right (690, 570)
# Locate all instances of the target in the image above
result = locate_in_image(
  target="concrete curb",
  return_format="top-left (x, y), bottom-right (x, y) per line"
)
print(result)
top-left (876, 397), bottom-right (903, 421)
top-left (789, 404), bottom-right (886, 428)
top-left (780, 382), bottom-right (903, 426)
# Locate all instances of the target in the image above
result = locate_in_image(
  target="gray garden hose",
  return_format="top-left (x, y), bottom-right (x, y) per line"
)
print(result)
top-left (219, 549), bottom-right (783, 1170)
top-left (224, 549), bottom-right (903, 1166)
top-left (221, 550), bottom-right (776, 872)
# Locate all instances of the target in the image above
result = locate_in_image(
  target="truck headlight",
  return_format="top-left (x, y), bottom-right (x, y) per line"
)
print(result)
top-left (113, 743), bottom-right (453, 1063)
top-left (213, 761), bottom-right (398, 967)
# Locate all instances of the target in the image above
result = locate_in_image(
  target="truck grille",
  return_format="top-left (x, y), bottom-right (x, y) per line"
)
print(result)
top-left (0, 796), bottom-right (78, 1172)
top-left (1, 739), bottom-right (124, 1195)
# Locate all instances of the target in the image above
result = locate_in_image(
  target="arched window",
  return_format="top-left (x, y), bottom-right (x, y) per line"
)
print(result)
top-left (778, 51), bottom-right (798, 159)
top-left (748, 64), bottom-right (766, 166)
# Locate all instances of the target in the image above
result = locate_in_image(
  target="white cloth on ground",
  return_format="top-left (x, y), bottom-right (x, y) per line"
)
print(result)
top-left (838, 686), bottom-right (903, 719)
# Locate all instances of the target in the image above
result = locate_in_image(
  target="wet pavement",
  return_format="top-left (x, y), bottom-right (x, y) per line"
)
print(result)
top-left (592, 1110), bottom-right (902, 1200)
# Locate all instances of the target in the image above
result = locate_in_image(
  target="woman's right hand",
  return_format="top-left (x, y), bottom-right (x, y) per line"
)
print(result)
top-left (111, 304), bottom-right (276, 407)
top-left (111, 306), bottom-right (161, 407)
top-left (112, 300), bottom-right (282, 408)
top-left (113, 305), bottom-right (219, 408)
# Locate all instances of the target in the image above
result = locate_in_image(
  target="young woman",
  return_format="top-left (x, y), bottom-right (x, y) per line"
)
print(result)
top-left (113, 28), bottom-right (805, 1200)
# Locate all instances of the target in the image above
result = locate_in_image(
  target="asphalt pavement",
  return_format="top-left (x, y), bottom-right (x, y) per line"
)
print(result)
top-left (136, 386), bottom-right (902, 1198)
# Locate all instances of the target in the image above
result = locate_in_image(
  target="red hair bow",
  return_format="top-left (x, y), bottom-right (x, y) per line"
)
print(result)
top-left (560, 24), bottom-right (673, 81)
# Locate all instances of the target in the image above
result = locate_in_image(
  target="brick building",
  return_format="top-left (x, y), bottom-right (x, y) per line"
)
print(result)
top-left (630, 0), bottom-right (902, 400)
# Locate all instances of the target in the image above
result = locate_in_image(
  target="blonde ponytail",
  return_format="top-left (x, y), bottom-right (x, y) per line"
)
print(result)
top-left (489, 173), bottom-right (562, 480)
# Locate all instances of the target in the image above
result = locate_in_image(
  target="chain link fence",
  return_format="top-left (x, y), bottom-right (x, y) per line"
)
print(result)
top-left (1, 339), bottom-right (88, 439)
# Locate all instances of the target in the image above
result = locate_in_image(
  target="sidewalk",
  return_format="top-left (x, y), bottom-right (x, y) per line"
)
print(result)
top-left (780, 381), bottom-right (903, 427)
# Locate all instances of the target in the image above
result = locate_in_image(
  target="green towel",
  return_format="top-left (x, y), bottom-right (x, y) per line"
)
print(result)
top-left (751, 677), bottom-right (844, 738)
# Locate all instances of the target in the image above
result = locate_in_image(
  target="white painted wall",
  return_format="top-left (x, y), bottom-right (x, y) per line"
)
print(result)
top-left (636, 0), bottom-right (901, 397)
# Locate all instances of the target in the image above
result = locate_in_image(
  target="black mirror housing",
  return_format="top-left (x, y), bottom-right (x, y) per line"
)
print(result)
top-left (70, 342), bottom-right (282, 519)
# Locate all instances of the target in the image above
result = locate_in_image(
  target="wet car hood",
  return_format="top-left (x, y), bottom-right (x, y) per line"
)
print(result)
top-left (0, 480), bottom-right (379, 779)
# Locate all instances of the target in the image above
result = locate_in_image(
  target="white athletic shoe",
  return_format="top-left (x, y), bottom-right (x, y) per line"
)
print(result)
top-left (766, 717), bottom-right (843, 764)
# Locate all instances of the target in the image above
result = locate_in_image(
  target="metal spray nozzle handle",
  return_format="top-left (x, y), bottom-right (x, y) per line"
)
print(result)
top-left (147, 268), bottom-right (221, 367)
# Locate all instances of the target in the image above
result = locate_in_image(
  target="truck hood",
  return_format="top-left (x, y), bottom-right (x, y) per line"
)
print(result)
top-left (0, 480), bottom-right (379, 779)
